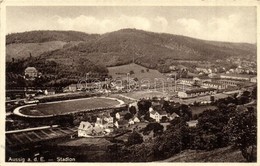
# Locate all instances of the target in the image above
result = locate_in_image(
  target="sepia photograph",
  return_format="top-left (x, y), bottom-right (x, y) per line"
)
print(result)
top-left (3, 2), bottom-right (258, 163)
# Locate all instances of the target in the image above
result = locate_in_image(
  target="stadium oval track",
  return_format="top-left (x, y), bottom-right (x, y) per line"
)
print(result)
top-left (13, 97), bottom-right (125, 118)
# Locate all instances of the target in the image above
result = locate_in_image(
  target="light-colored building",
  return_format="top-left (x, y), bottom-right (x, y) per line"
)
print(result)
top-left (149, 109), bottom-right (168, 122)
top-left (250, 76), bottom-right (257, 83)
top-left (168, 112), bottom-right (180, 121)
top-left (44, 89), bottom-right (56, 95)
top-left (178, 88), bottom-right (217, 99)
top-left (220, 74), bottom-right (251, 81)
top-left (187, 120), bottom-right (198, 127)
top-left (178, 78), bottom-right (194, 85)
top-left (24, 67), bottom-right (38, 78)
top-left (215, 79), bottom-right (243, 87)
top-left (202, 81), bottom-right (226, 89)
top-left (78, 121), bottom-right (93, 137)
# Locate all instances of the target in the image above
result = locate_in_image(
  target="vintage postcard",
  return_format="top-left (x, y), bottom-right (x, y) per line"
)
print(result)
top-left (0, 0), bottom-right (259, 164)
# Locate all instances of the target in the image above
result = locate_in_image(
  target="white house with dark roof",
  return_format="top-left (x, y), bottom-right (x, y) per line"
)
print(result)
top-left (78, 121), bottom-right (93, 137)
top-left (149, 107), bottom-right (168, 122)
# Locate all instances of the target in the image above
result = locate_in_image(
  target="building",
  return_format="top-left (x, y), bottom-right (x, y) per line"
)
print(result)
top-left (115, 111), bottom-right (128, 120)
top-left (250, 76), bottom-right (257, 83)
top-left (220, 74), bottom-right (251, 81)
top-left (44, 89), bottom-right (56, 95)
top-left (78, 121), bottom-right (93, 137)
top-left (169, 65), bottom-right (177, 71)
top-left (202, 81), bottom-right (226, 89)
top-left (177, 88), bottom-right (217, 99)
top-left (187, 120), bottom-right (198, 127)
top-left (114, 120), bottom-right (129, 128)
top-left (24, 67), bottom-right (38, 78)
top-left (168, 112), bottom-right (180, 121)
top-left (215, 79), bottom-right (243, 87)
top-left (95, 113), bottom-right (114, 129)
top-left (178, 78), bottom-right (194, 85)
top-left (196, 67), bottom-right (209, 74)
top-left (149, 108), bottom-right (168, 122)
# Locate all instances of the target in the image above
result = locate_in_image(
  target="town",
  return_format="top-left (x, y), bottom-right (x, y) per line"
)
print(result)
top-left (4, 6), bottom-right (257, 162)
top-left (6, 56), bottom-right (257, 162)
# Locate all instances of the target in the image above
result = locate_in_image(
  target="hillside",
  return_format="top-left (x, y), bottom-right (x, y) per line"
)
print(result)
top-left (6, 29), bottom-right (256, 83)
top-left (161, 146), bottom-right (246, 162)
top-left (6, 29), bottom-right (256, 65)
top-left (6, 30), bottom-right (99, 44)
top-left (6, 41), bottom-right (68, 61)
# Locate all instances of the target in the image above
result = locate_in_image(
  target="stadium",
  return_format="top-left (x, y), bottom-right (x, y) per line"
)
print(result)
top-left (13, 97), bottom-right (125, 118)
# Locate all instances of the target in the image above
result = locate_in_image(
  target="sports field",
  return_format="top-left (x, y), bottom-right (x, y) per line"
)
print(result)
top-left (19, 97), bottom-right (121, 116)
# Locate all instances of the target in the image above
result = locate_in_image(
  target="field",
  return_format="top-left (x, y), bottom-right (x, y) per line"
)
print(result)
top-left (108, 63), bottom-right (167, 82)
top-left (19, 97), bottom-right (120, 116)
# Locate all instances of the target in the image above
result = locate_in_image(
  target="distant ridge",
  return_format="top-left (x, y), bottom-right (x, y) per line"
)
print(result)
top-left (6, 28), bottom-right (256, 69)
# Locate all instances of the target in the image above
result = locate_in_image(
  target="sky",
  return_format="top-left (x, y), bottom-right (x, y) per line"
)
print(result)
top-left (6, 6), bottom-right (256, 43)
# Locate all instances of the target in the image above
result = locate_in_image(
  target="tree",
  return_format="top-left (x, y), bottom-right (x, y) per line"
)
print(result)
top-left (179, 104), bottom-right (192, 121)
top-left (251, 86), bottom-right (257, 100)
top-left (137, 99), bottom-right (152, 117)
top-left (124, 113), bottom-right (133, 120)
top-left (127, 131), bottom-right (143, 146)
top-left (143, 122), bottom-right (164, 135)
top-left (226, 111), bottom-right (257, 162)
top-left (133, 77), bottom-right (138, 82)
top-left (146, 68), bottom-right (149, 72)
top-left (129, 70), bottom-right (135, 75)
top-left (129, 106), bottom-right (137, 115)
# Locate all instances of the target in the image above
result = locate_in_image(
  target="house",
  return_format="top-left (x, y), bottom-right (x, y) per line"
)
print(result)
top-left (95, 114), bottom-right (114, 129)
top-left (169, 65), bottom-right (177, 71)
top-left (103, 114), bottom-right (114, 124)
top-left (196, 67), bottom-right (209, 74)
top-left (178, 88), bottom-right (217, 99)
top-left (115, 111), bottom-right (128, 120)
top-left (44, 89), bottom-right (56, 95)
top-left (133, 117), bottom-right (140, 123)
top-left (128, 119), bottom-right (135, 125)
top-left (64, 84), bottom-right (77, 92)
top-left (250, 76), bottom-right (257, 83)
top-left (78, 121), bottom-right (93, 137)
top-left (168, 112), bottom-right (179, 121)
top-left (187, 120), bottom-right (198, 127)
top-left (24, 67), bottom-right (38, 78)
top-left (208, 73), bottom-right (219, 78)
top-left (128, 117), bottom-right (140, 125)
top-left (149, 109), bottom-right (168, 122)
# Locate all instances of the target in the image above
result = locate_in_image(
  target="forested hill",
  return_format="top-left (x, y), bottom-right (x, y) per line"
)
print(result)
top-left (6, 29), bottom-right (256, 66)
top-left (6, 30), bottom-right (99, 44)
top-left (5, 29), bottom-right (257, 87)
top-left (6, 29), bottom-right (256, 73)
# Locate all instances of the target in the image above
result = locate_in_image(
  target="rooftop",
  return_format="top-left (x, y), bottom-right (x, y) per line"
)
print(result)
top-left (185, 88), bottom-right (216, 94)
top-left (220, 74), bottom-right (255, 78)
